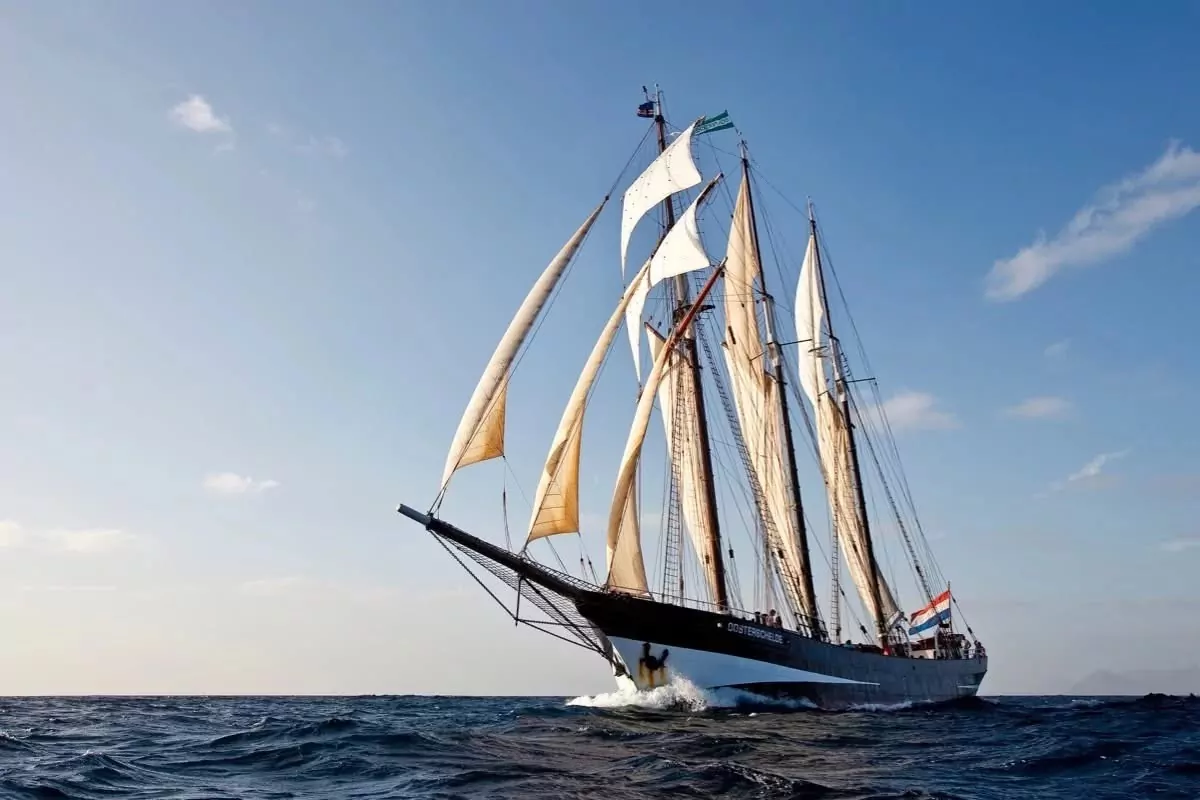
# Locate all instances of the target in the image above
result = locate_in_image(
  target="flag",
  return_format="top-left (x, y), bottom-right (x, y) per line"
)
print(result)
top-left (907, 589), bottom-right (952, 636)
top-left (694, 110), bottom-right (734, 136)
top-left (636, 101), bottom-right (655, 118)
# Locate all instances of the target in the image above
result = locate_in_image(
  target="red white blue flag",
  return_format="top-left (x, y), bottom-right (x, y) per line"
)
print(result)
top-left (908, 589), bottom-right (951, 636)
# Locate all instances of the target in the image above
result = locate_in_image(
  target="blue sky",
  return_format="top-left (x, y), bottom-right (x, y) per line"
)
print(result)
top-left (2, 1), bottom-right (1199, 695)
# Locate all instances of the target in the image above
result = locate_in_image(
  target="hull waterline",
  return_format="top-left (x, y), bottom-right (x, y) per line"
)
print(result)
top-left (577, 591), bottom-right (987, 708)
top-left (397, 506), bottom-right (988, 710)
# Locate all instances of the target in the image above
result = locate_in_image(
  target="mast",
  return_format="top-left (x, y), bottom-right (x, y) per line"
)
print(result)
top-left (809, 203), bottom-right (887, 642)
top-left (741, 147), bottom-right (821, 635)
top-left (653, 90), bottom-right (730, 612)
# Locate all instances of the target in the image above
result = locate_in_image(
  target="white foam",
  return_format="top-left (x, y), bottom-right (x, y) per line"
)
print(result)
top-left (845, 700), bottom-right (915, 712)
top-left (567, 678), bottom-right (817, 712)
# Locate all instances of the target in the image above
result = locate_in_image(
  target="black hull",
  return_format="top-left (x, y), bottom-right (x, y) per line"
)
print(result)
top-left (398, 506), bottom-right (987, 709)
top-left (576, 591), bottom-right (987, 709)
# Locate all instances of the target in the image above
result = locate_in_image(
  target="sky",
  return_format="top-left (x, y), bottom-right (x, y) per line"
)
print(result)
top-left (2, 1), bottom-right (1199, 696)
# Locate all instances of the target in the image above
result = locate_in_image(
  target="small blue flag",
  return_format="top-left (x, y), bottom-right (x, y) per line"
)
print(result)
top-left (636, 101), bottom-right (655, 118)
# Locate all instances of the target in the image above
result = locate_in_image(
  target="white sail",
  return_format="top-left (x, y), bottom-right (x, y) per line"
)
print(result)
top-left (794, 233), bottom-right (899, 629)
top-left (647, 328), bottom-right (721, 602)
top-left (608, 263), bottom-right (724, 597)
top-left (440, 199), bottom-right (607, 490)
top-left (625, 176), bottom-right (721, 376)
top-left (722, 177), bottom-right (818, 621)
top-left (606, 331), bottom-right (678, 594)
top-left (620, 119), bottom-right (702, 276)
top-left (526, 260), bottom-right (653, 541)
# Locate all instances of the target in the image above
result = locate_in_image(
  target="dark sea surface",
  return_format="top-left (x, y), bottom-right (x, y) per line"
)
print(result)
top-left (0, 689), bottom-right (1197, 799)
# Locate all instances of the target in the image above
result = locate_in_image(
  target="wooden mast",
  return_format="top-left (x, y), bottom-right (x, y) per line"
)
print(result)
top-left (653, 89), bottom-right (730, 612)
top-left (740, 146), bottom-right (822, 637)
top-left (809, 203), bottom-right (887, 642)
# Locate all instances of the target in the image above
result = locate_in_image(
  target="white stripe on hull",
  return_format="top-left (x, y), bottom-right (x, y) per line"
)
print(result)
top-left (609, 636), bottom-right (876, 691)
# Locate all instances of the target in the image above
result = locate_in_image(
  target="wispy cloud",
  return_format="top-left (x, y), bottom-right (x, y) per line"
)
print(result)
top-left (296, 135), bottom-right (348, 159)
top-left (44, 528), bottom-right (136, 554)
top-left (267, 123), bottom-right (349, 159)
top-left (1044, 339), bottom-right (1071, 359)
top-left (0, 521), bottom-right (136, 554)
top-left (1003, 396), bottom-right (1073, 420)
top-left (1068, 450), bottom-right (1128, 483)
top-left (203, 472), bottom-right (281, 495)
top-left (986, 141), bottom-right (1200, 300)
top-left (870, 391), bottom-right (958, 431)
top-left (238, 577), bottom-right (414, 605)
top-left (169, 95), bottom-right (233, 134)
top-left (0, 520), bottom-right (25, 548)
top-left (1160, 538), bottom-right (1200, 554)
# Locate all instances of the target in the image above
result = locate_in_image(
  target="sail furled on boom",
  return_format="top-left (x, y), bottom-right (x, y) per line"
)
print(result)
top-left (720, 176), bottom-right (820, 622)
top-left (439, 199), bottom-right (608, 491)
top-left (619, 119), bottom-right (703, 278)
top-left (647, 327), bottom-right (722, 603)
top-left (526, 260), bottom-right (654, 542)
top-left (626, 176), bottom-right (723, 376)
top-left (794, 235), bottom-right (900, 627)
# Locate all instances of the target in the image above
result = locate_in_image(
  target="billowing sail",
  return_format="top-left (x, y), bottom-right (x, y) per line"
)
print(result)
top-left (607, 265), bottom-right (725, 595)
top-left (626, 176), bottom-right (722, 376)
top-left (606, 334), bottom-right (676, 595)
top-left (440, 199), bottom-right (607, 490)
top-left (721, 176), bottom-right (819, 622)
top-left (794, 234), bottom-right (899, 629)
top-left (647, 328), bottom-right (721, 602)
top-left (526, 260), bottom-right (653, 541)
top-left (620, 119), bottom-right (702, 276)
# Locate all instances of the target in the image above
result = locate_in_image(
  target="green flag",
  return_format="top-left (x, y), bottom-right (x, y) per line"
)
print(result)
top-left (694, 110), bottom-right (734, 136)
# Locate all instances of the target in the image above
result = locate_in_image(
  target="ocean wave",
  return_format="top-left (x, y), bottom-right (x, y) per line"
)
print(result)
top-left (0, 694), bottom-right (1195, 798)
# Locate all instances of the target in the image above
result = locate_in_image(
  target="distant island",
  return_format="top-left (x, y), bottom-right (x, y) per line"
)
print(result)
top-left (1069, 667), bottom-right (1200, 696)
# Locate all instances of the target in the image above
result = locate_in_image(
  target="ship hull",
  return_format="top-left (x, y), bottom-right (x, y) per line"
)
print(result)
top-left (396, 507), bottom-right (987, 710)
top-left (577, 592), bottom-right (987, 708)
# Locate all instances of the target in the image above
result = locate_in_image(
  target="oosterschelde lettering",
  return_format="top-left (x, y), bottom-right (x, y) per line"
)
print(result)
top-left (727, 622), bottom-right (785, 645)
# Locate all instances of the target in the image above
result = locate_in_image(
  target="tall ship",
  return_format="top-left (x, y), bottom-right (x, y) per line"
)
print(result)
top-left (398, 90), bottom-right (988, 708)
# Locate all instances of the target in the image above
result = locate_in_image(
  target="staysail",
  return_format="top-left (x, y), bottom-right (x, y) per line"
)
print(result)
top-left (526, 259), bottom-right (653, 541)
top-left (440, 198), bottom-right (607, 491)
top-left (794, 234), bottom-right (900, 629)
top-left (647, 327), bottom-right (722, 602)
top-left (607, 266), bottom-right (725, 595)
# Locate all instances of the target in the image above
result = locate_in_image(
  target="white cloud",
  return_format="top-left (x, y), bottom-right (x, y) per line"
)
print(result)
top-left (43, 528), bottom-right (135, 554)
top-left (871, 391), bottom-right (958, 431)
top-left (169, 95), bottom-right (232, 134)
top-left (203, 472), bottom-right (280, 495)
top-left (1003, 396), bottom-right (1073, 420)
top-left (1068, 450), bottom-right (1128, 483)
top-left (1040, 450), bottom-right (1130, 497)
top-left (1044, 339), bottom-right (1071, 359)
top-left (986, 141), bottom-right (1200, 300)
top-left (0, 520), bottom-right (25, 548)
top-left (1160, 538), bottom-right (1200, 554)
top-left (0, 521), bottom-right (135, 553)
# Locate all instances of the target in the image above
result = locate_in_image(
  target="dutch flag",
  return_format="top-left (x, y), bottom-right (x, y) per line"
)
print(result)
top-left (907, 589), bottom-right (952, 636)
